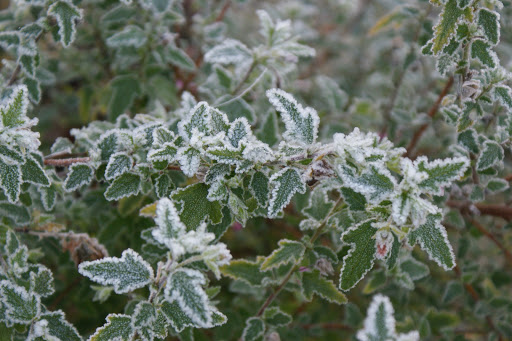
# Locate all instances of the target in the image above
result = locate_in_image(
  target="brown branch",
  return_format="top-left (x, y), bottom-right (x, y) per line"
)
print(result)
top-left (469, 218), bottom-right (512, 265)
top-left (447, 201), bottom-right (512, 221)
top-left (44, 157), bottom-right (91, 166)
top-left (7, 65), bottom-right (21, 87)
top-left (404, 76), bottom-right (454, 158)
top-left (215, 0), bottom-right (231, 22)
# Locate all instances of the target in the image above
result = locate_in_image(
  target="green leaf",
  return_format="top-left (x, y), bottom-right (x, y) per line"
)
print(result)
top-left (204, 39), bottom-right (253, 65)
top-left (339, 220), bottom-right (378, 291)
top-left (400, 257), bottom-right (430, 281)
top-left (155, 173), bottom-right (172, 198)
top-left (257, 111), bottom-right (279, 147)
top-left (172, 183), bottom-right (223, 229)
top-left (47, 0), bottom-right (83, 47)
top-left (416, 156), bottom-right (468, 195)
top-left (166, 45), bottom-right (196, 71)
top-left (302, 269), bottom-right (347, 304)
top-left (262, 307), bottom-right (292, 327)
top-left (24, 76), bottom-right (41, 103)
top-left (39, 185), bottom-right (57, 211)
top-left (0, 145), bottom-right (24, 165)
top-left (303, 186), bottom-right (334, 221)
top-left (21, 155), bottom-right (50, 186)
top-left (0, 159), bottom-right (21, 203)
top-left (104, 172), bottom-right (142, 201)
top-left (337, 164), bottom-right (395, 204)
top-left (386, 233), bottom-right (400, 270)
top-left (220, 259), bottom-right (265, 286)
top-left (261, 239), bottom-right (305, 271)
top-left (108, 75), bottom-right (141, 120)
top-left (64, 163), bottom-right (93, 192)
top-left (242, 317), bottom-right (265, 341)
top-left (0, 202), bottom-right (30, 225)
top-left (0, 280), bottom-right (40, 324)
top-left (266, 89), bottom-right (319, 145)
top-left (471, 39), bottom-right (497, 68)
top-left (161, 299), bottom-right (195, 332)
top-left (30, 265), bottom-right (55, 297)
top-left (478, 9), bottom-right (499, 45)
top-left (268, 168), bottom-right (306, 218)
top-left (147, 143), bottom-right (177, 163)
top-left (487, 178), bottom-right (509, 193)
top-left (494, 86), bottom-right (512, 111)
top-left (341, 187), bottom-right (367, 211)
top-left (477, 140), bottom-right (504, 171)
top-left (89, 314), bottom-right (134, 341)
top-left (177, 147), bottom-right (201, 177)
top-left (152, 197), bottom-right (186, 242)
top-left (164, 268), bottom-right (212, 328)
top-left (38, 310), bottom-right (82, 341)
top-left (408, 214), bottom-right (455, 270)
top-left (1, 85), bottom-right (28, 128)
top-left (106, 25), bottom-right (146, 48)
top-left (132, 301), bottom-right (156, 336)
top-left (78, 249), bottom-right (154, 294)
top-left (457, 129), bottom-right (479, 154)
top-left (430, 0), bottom-right (471, 54)
top-left (105, 152), bottom-right (132, 180)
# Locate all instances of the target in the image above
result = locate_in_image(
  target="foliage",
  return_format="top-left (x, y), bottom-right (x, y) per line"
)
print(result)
top-left (0, 0), bottom-right (512, 340)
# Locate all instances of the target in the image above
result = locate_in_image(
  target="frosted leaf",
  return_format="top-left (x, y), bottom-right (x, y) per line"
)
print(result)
top-left (50, 137), bottom-right (73, 155)
top-left (333, 128), bottom-right (403, 164)
top-left (0, 145), bottom-right (24, 165)
top-left (105, 152), bottom-right (133, 180)
top-left (207, 145), bottom-right (244, 167)
top-left (337, 164), bottom-right (395, 204)
top-left (152, 126), bottom-right (174, 147)
top-left (36, 311), bottom-right (82, 341)
top-left (47, 0), bottom-right (83, 47)
top-left (478, 9), bottom-right (500, 45)
top-left (39, 184), bottom-right (57, 211)
top-left (8, 245), bottom-right (28, 275)
top-left (78, 249), bottom-right (154, 294)
top-left (87, 314), bottom-right (134, 341)
top-left (164, 268), bottom-right (213, 328)
top-left (201, 243), bottom-right (232, 279)
top-left (471, 39), bottom-right (499, 69)
top-left (302, 269), bottom-right (347, 304)
top-left (477, 140), bottom-right (504, 171)
top-left (165, 45), bottom-right (196, 71)
top-left (204, 39), bottom-right (253, 65)
top-left (268, 167), bottom-right (306, 218)
top-left (132, 301), bottom-right (156, 336)
top-left (160, 299), bottom-right (195, 332)
top-left (155, 173), bottom-right (172, 198)
top-left (207, 180), bottom-right (228, 202)
top-left (21, 154), bottom-right (50, 186)
top-left (178, 102), bottom-right (211, 141)
top-left (415, 156), bottom-right (469, 195)
top-left (408, 214), bottom-right (455, 270)
top-left (266, 88), bottom-right (319, 146)
top-left (250, 171), bottom-right (269, 207)
top-left (227, 118), bottom-right (251, 148)
top-left (152, 198), bottom-right (186, 244)
top-left (104, 172), bottom-right (142, 201)
top-left (242, 140), bottom-right (275, 164)
top-left (339, 220), bottom-right (378, 291)
top-left (357, 295), bottom-right (395, 341)
top-left (0, 280), bottom-right (40, 324)
top-left (147, 142), bottom-right (178, 163)
top-left (177, 147), bottom-right (201, 177)
top-left (493, 85), bottom-right (512, 111)
top-left (261, 239), bottom-right (305, 271)
top-left (30, 265), bottom-right (55, 297)
top-left (0, 159), bottom-right (21, 203)
top-left (96, 130), bottom-right (120, 162)
top-left (106, 25), bottom-right (147, 48)
top-left (209, 107), bottom-right (231, 135)
top-left (0, 85), bottom-right (29, 128)
top-left (204, 163), bottom-right (230, 185)
top-left (242, 317), bottom-right (265, 341)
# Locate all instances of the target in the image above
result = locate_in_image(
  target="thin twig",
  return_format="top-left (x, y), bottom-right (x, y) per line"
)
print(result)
top-left (215, 0), bottom-right (231, 22)
top-left (44, 157), bottom-right (91, 166)
top-left (404, 76), bottom-right (454, 158)
top-left (447, 201), bottom-right (512, 221)
top-left (231, 61), bottom-right (256, 96)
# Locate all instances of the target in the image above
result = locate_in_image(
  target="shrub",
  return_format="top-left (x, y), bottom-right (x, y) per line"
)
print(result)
top-left (0, 0), bottom-right (511, 340)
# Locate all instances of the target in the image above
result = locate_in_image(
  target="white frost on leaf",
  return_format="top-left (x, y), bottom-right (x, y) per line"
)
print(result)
top-left (78, 249), bottom-right (154, 294)
top-left (266, 88), bottom-right (319, 146)
top-left (357, 294), bottom-right (419, 341)
top-left (204, 39), bottom-right (253, 65)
